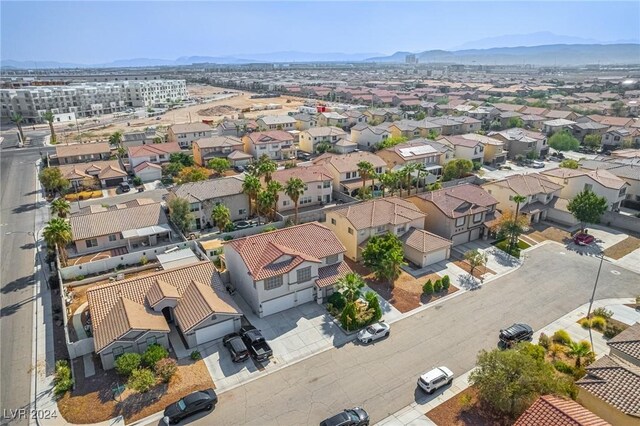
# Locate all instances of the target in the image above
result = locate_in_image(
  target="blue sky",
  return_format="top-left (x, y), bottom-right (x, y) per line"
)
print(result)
top-left (2, 1), bottom-right (639, 63)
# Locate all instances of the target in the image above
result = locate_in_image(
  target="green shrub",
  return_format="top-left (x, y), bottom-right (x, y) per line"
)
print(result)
top-left (115, 352), bottom-right (142, 376)
top-left (127, 368), bottom-right (156, 393)
top-left (552, 330), bottom-right (572, 345)
top-left (433, 279), bottom-right (443, 293)
top-left (327, 291), bottom-right (346, 311)
top-left (154, 358), bottom-right (178, 383)
top-left (190, 350), bottom-right (202, 360)
top-left (422, 279), bottom-right (434, 295)
top-left (603, 323), bottom-right (625, 339)
top-left (365, 291), bottom-right (382, 322)
top-left (572, 366), bottom-right (587, 380)
top-left (553, 360), bottom-right (574, 375)
top-left (139, 255), bottom-right (149, 266)
top-left (459, 393), bottom-right (473, 411)
top-left (441, 275), bottom-right (450, 290)
top-left (262, 226), bottom-right (277, 233)
top-left (538, 333), bottom-right (550, 350)
top-left (592, 307), bottom-right (613, 319)
top-left (223, 235), bottom-right (234, 241)
top-left (517, 342), bottom-right (545, 362)
top-left (133, 177), bottom-right (143, 186)
top-left (579, 318), bottom-right (591, 329)
top-left (340, 302), bottom-right (358, 331)
top-left (53, 360), bottom-right (74, 397)
top-left (590, 316), bottom-right (607, 331)
top-left (142, 344), bottom-right (168, 367)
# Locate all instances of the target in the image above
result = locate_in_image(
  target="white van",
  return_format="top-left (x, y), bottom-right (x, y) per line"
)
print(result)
top-left (417, 366), bottom-right (454, 394)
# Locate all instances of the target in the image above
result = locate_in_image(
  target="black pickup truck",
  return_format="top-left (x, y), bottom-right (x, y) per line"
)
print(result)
top-left (240, 326), bottom-right (273, 362)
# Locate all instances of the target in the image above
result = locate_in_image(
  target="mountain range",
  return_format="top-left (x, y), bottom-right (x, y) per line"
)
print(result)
top-left (449, 31), bottom-right (639, 50)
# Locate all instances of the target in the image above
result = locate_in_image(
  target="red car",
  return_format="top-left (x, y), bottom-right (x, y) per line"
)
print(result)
top-left (574, 233), bottom-right (595, 246)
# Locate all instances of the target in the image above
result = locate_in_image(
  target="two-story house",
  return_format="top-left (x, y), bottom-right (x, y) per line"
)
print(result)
top-left (571, 122), bottom-right (609, 143)
top-left (224, 223), bottom-right (351, 316)
top-left (256, 115), bottom-right (297, 131)
top-left (167, 176), bottom-right (249, 230)
top-left (601, 128), bottom-right (636, 150)
top-left (298, 127), bottom-right (347, 153)
top-left (543, 119), bottom-right (577, 135)
top-left (407, 184), bottom-right (499, 246)
top-left (167, 122), bottom-right (214, 148)
top-left (438, 134), bottom-right (485, 164)
top-left (51, 142), bottom-right (111, 165)
top-left (350, 123), bottom-right (391, 150)
top-left (312, 151), bottom-right (387, 196)
top-left (243, 130), bottom-right (296, 160)
top-left (482, 173), bottom-right (563, 223)
top-left (376, 140), bottom-right (444, 182)
top-left (128, 142), bottom-right (181, 168)
top-left (488, 128), bottom-right (549, 159)
top-left (387, 120), bottom-right (442, 140)
top-left (293, 113), bottom-right (317, 131)
top-left (429, 116), bottom-right (481, 135)
top-left (542, 168), bottom-right (629, 211)
top-left (271, 165), bottom-right (334, 213)
top-left (318, 111), bottom-right (348, 127)
top-left (342, 110), bottom-right (368, 127)
top-left (192, 135), bottom-right (246, 166)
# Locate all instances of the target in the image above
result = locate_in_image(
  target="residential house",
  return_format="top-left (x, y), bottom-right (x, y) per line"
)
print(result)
top-left (313, 151), bottom-right (387, 196)
top-left (363, 108), bottom-right (402, 123)
top-left (514, 395), bottom-right (610, 426)
top-left (243, 130), bottom-right (296, 160)
top-left (256, 115), bottom-right (297, 131)
top-left (167, 122), bottom-right (214, 148)
top-left (519, 114), bottom-right (546, 130)
top-left (69, 200), bottom-right (172, 256)
top-left (298, 127), bottom-right (347, 153)
top-left (58, 160), bottom-right (128, 189)
top-left (544, 110), bottom-right (579, 121)
top-left (377, 140), bottom-right (445, 180)
top-left (51, 142), bottom-right (111, 165)
top-left (488, 128), bottom-right (549, 159)
top-left (520, 106), bottom-right (550, 117)
top-left (399, 228), bottom-right (453, 268)
top-left (224, 223), bottom-right (352, 316)
top-left (87, 262), bottom-right (242, 369)
top-left (293, 113), bottom-right (317, 131)
top-left (133, 162), bottom-right (162, 183)
top-left (333, 138), bottom-right (359, 154)
top-left (602, 128), bottom-right (636, 150)
top-left (429, 116), bottom-right (481, 135)
top-left (216, 119), bottom-right (257, 136)
top-left (543, 119), bottom-right (577, 135)
top-left (192, 135), bottom-right (245, 166)
top-left (499, 111), bottom-right (524, 128)
top-left (606, 322), bottom-right (640, 369)
top-left (407, 184), bottom-right (499, 246)
top-left (542, 168), bottom-right (629, 211)
top-left (128, 142), bottom-right (182, 168)
top-left (572, 122), bottom-right (609, 143)
top-left (437, 134), bottom-right (485, 164)
top-left (167, 176), bottom-right (249, 230)
top-left (270, 165), bottom-right (334, 213)
top-left (342, 109), bottom-right (368, 127)
top-left (482, 173), bottom-right (563, 223)
top-left (325, 197), bottom-right (427, 261)
top-left (387, 119), bottom-right (442, 140)
top-left (121, 129), bottom-right (162, 148)
top-left (350, 123), bottom-right (391, 150)
top-left (468, 106), bottom-right (500, 126)
top-left (317, 111), bottom-right (348, 127)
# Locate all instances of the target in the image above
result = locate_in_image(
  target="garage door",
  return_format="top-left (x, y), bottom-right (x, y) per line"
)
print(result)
top-left (296, 287), bottom-right (315, 305)
top-left (105, 178), bottom-right (124, 187)
top-left (195, 319), bottom-right (236, 345)
top-left (469, 227), bottom-right (481, 242)
top-left (261, 293), bottom-right (296, 317)
top-left (451, 232), bottom-right (470, 246)
top-left (424, 248), bottom-right (448, 266)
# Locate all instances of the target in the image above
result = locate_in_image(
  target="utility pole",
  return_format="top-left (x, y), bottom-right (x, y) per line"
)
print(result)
top-left (586, 252), bottom-right (605, 354)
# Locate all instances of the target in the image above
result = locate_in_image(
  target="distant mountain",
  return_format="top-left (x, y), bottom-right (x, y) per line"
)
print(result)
top-left (366, 44), bottom-right (640, 66)
top-left (451, 32), bottom-right (605, 50)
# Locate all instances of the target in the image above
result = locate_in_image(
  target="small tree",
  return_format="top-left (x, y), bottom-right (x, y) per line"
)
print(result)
top-left (611, 100), bottom-right (626, 116)
top-left (362, 233), bottom-right (406, 289)
top-left (340, 301), bottom-right (358, 331)
top-left (583, 134), bottom-right (602, 150)
top-left (422, 279), bottom-right (434, 295)
top-left (491, 210), bottom-right (529, 256)
top-left (169, 152), bottom-right (194, 167)
top-left (433, 279), bottom-right (443, 292)
top-left (508, 117), bottom-right (524, 128)
top-left (336, 272), bottom-right (365, 303)
top-left (559, 159), bottom-right (579, 169)
top-left (442, 159), bottom-right (473, 181)
top-left (142, 344), bottom-right (169, 367)
top-left (168, 197), bottom-right (195, 234)
top-left (567, 189), bottom-right (608, 232)
top-left (176, 166), bottom-right (209, 184)
top-left (132, 176), bottom-right (143, 186)
top-left (109, 131), bottom-right (123, 146)
top-left (207, 158), bottom-right (230, 176)
top-left (128, 368), bottom-right (156, 393)
top-left (567, 340), bottom-right (592, 368)
top-left (548, 131), bottom-right (580, 152)
top-left (43, 110), bottom-right (57, 144)
top-left (364, 291), bottom-right (382, 322)
top-left (441, 275), bottom-right (450, 290)
top-left (53, 360), bottom-right (74, 397)
top-left (115, 352), bottom-right (142, 376)
top-left (464, 249), bottom-right (487, 277)
top-left (39, 167), bottom-right (70, 195)
top-left (377, 136), bottom-right (408, 150)
top-left (211, 203), bottom-right (231, 231)
top-left (154, 358), bottom-right (178, 383)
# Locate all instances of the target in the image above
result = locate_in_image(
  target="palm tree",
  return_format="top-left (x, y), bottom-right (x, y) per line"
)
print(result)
top-left (242, 174), bottom-right (261, 217)
top-left (257, 189), bottom-right (275, 225)
top-left (567, 340), bottom-right (592, 368)
top-left (415, 163), bottom-right (427, 193)
top-left (357, 161), bottom-right (374, 198)
top-left (109, 131), bottom-right (123, 147)
top-left (50, 198), bottom-right (71, 218)
top-left (43, 217), bottom-right (72, 266)
top-left (256, 155), bottom-right (277, 182)
top-left (336, 272), bottom-right (365, 303)
top-left (511, 194), bottom-right (527, 253)
top-left (267, 180), bottom-right (284, 221)
top-left (43, 110), bottom-right (56, 144)
top-left (11, 113), bottom-right (25, 144)
top-left (403, 163), bottom-right (419, 196)
top-left (211, 203), bottom-right (231, 232)
top-left (284, 177), bottom-right (305, 224)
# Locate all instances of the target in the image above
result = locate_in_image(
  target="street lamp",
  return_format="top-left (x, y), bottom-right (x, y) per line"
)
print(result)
top-left (585, 252), bottom-right (605, 355)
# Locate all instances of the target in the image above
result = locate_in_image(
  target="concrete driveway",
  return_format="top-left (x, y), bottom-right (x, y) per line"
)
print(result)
top-left (200, 296), bottom-right (352, 392)
top-left (567, 224), bottom-right (630, 256)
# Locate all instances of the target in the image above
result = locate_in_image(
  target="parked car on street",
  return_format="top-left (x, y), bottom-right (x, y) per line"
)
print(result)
top-left (234, 165), bottom-right (245, 173)
top-left (574, 232), bottom-right (595, 246)
top-left (499, 323), bottom-right (533, 348)
top-left (240, 326), bottom-right (273, 362)
top-left (222, 332), bottom-right (250, 363)
top-left (417, 367), bottom-right (454, 394)
top-left (356, 322), bottom-right (390, 344)
top-left (320, 408), bottom-right (370, 426)
top-left (163, 389), bottom-right (217, 424)
top-left (119, 182), bottom-right (131, 192)
top-left (531, 161), bottom-right (545, 168)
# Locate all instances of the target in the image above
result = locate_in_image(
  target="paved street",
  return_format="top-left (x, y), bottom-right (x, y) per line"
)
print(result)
top-left (165, 243), bottom-right (639, 426)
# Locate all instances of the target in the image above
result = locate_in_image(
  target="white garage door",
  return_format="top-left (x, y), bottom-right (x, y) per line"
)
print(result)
top-left (296, 287), bottom-right (315, 305)
top-left (451, 232), bottom-right (470, 246)
top-left (261, 293), bottom-right (296, 317)
top-left (469, 227), bottom-right (481, 242)
top-left (424, 248), bottom-right (448, 266)
top-left (195, 319), bottom-right (236, 345)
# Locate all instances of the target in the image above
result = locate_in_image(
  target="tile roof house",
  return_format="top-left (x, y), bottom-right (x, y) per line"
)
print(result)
top-left (167, 122), bottom-right (214, 148)
top-left (350, 123), bottom-right (391, 150)
top-left (407, 184), bottom-right (498, 246)
top-left (515, 395), bottom-right (610, 426)
top-left (127, 142), bottom-right (182, 168)
top-left (400, 228), bottom-right (452, 268)
top-left (69, 201), bottom-right (172, 256)
top-left (57, 160), bottom-right (127, 188)
top-left (313, 151), bottom-right (387, 197)
top-left (437, 134), bottom-right (486, 164)
top-left (317, 111), bottom-right (348, 127)
top-left (52, 142), bottom-right (111, 165)
top-left (387, 119), bottom-right (443, 140)
top-left (299, 127), bottom-right (347, 154)
top-left (601, 127), bottom-right (639, 150)
top-left (87, 262), bottom-right (241, 369)
top-left (256, 115), bottom-right (297, 131)
top-left (607, 322), bottom-right (640, 367)
top-left (270, 165), bottom-right (334, 213)
top-left (224, 223), bottom-right (351, 316)
top-left (376, 140), bottom-right (447, 181)
top-left (543, 118), bottom-right (578, 135)
top-left (326, 197), bottom-right (427, 261)
top-left (192, 135), bottom-right (246, 166)
top-left (242, 130), bottom-right (296, 160)
top-left (488, 128), bottom-right (549, 160)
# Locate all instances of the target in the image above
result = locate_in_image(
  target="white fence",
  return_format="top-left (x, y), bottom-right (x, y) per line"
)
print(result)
top-left (602, 211), bottom-right (640, 233)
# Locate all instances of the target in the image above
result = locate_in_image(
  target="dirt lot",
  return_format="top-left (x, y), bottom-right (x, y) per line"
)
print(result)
top-left (603, 236), bottom-right (640, 259)
top-left (426, 387), bottom-right (510, 426)
top-left (58, 358), bottom-right (213, 424)
top-left (526, 224), bottom-right (572, 245)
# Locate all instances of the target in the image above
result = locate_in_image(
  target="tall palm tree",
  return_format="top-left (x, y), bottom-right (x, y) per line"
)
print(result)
top-left (256, 154), bottom-right (277, 182)
top-left (336, 272), bottom-right (365, 303)
top-left (284, 177), bottom-right (305, 224)
top-left (42, 111), bottom-right (56, 144)
top-left (267, 180), bottom-right (284, 221)
top-left (211, 203), bottom-right (231, 232)
top-left (511, 194), bottom-right (527, 252)
top-left (357, 161), bottom-right (374, 198)
top-left (567, 340), bottom-right (592, 368)
top-left (256, 189), bottom-right (275, 225)
top-left (50, 198), bottom-right (71, 218)
top-left (415, 163), bottom-right (427, 193)
top-left (242, 174), bottom-right (261, 217)
top-left (403, 163), bottom-right (419, 196)
top-left (11, 113), bottom-right (25, 144)
top-left (109, 131), bottom-right (123, 147)
top-left (43, 217), bottom-right (72, 266)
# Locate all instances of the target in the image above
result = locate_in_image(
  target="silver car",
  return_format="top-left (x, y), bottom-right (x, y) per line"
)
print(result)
top-left (356, 322), bottom-right (390, 344)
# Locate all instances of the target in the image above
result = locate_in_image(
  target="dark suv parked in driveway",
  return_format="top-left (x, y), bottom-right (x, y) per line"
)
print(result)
top-left (222, 332), bottom-right (250, 363)
top-left (499, 323), bottom-right (533, 348)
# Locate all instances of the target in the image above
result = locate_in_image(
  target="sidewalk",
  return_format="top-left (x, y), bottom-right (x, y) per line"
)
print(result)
top-left (374, 297), bottom-right (638, 426)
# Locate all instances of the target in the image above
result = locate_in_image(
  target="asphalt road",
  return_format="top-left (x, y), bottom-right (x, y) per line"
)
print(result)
top-left (0, 147), bottom-right (48, 425)
top-left (175, 243), bottom-right (639, 426)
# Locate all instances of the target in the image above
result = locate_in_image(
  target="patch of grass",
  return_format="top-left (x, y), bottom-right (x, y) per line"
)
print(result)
top-left (492, 239), bottom-right (531, 258)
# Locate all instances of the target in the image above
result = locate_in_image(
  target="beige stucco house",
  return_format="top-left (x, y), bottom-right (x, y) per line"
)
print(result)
top-left (242, 130), bottom-right (296, 160)
top-left (270, 165), bottom-right (334, 213)
top-left (312, 151), bottom-right (387, 196)
top-left (167, 122), bottom-right (214, 148)
top-left (298, 127), bottom-right (347, 153)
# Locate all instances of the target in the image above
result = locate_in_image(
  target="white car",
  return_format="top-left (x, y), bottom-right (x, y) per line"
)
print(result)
top-left (417, 367), bottom-right (454, 394)
top-left (356, 322), bottom-right (390, 344)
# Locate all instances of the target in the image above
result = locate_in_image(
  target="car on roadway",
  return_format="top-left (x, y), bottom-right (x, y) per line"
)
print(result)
top-left (320, 407), bottom-right (370, 426)
top-left (574, 232), bottom-right (595, 246)
top-left (234, 165), bottom-right (245, 173)
top-left (356, 321), bottom-right (390, 344)
top-left (499, 323), bottom-right (533, 348)
top-left (417, 367), bottom-right (454, 394)
top-left (222, 332), bottom-right (250, 363)
top-left (163, 388), bottom-right (217, 424)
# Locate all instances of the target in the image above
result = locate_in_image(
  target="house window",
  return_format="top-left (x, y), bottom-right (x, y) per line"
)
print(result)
top-left (346, 172), bottom-right (352, 179)
top-left (109, 235), bottom-right (117, 242)
top-left (376, 225), bottom-right (386, 234)
top-left (331, 218), bottom-right (336, 225)
top-left (323, 180), bottom-right (331, 188)
top-left (473, 213), bottom-right (483, 223)
top-left (326, 254), bottom-right (339, 264)
top-left (146, 336), bottom-right (157, 346)
top-left (86, 239), bottom-right (98, 248)
top-left (619, 187), bottom-right (626, 197)
top-left (239, 208), bottom-right (247, 215)
top-left (584, 183), bottom-right (593, 192)
top-left (264, 275), bottom-right (283, 290)
top-left (297, 267), bottom-right (311, 283)
top-left (455, 217), bottom-right (465, 227)
top-left (348, 227), bottom-right (354, 235)
top-left (397, 226), bottom-right (406, 234)
top-left (112, 346), bottom-right (124, 359)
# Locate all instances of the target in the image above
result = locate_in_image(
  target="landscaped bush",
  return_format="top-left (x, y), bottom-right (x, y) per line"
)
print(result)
top-left (142, 344), bottom-right (169, 367)
top-left (603, 323), bottom-right (625, 339)
top-left (154, 358), bottom-right (178, 383)
top-left (190, 350), bottom-right (202, 360)
top-left (459, 393), bottom-right (473, 411)
top-left (548, 343), bottom-right (566, 358)
top-left (553, 360), bottom-right (574, 375)
top-left (538, 333), bottom-right (550, 350)
top-left (422, 279), bottom-right (434, 295)
top-left (133, 177), bottom-right (143, 186)
top-left (327, 291), bottom-right (346, 311)
top-left (223, 235), bottom-right (234, 241)
top-left (114, 352), bottom-right (142, 376)
top-left (53, 360), bottom-right (74, 397)
top-left (433, 279), bottom-right (443, 293)
top-left (127, 368), bottom-right (156, 393)
top-left (592, 307), bottom-right (613, 319)
top-left (552, 330), bottom-right (572, 345)
top-left (579, 318), bottom-right (591, 329)
top-left (365, 291), bottom-right (382, 322)
top-left (441, 275), bottom-right (450, 290)
top-left (590, 316), bottom-right (607, 331)
top-left (139, 255), bottom-right (149, 266)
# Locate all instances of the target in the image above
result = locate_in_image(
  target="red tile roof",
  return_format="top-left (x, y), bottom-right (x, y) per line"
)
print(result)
top-left (515, 395), bottom-right (610, 426)
top-left (246, 130), bottom-right (294, 145)
top-left (412, 184), bottom-right (498, 218)
top-left (128, 142), bottom-right (182, 158)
